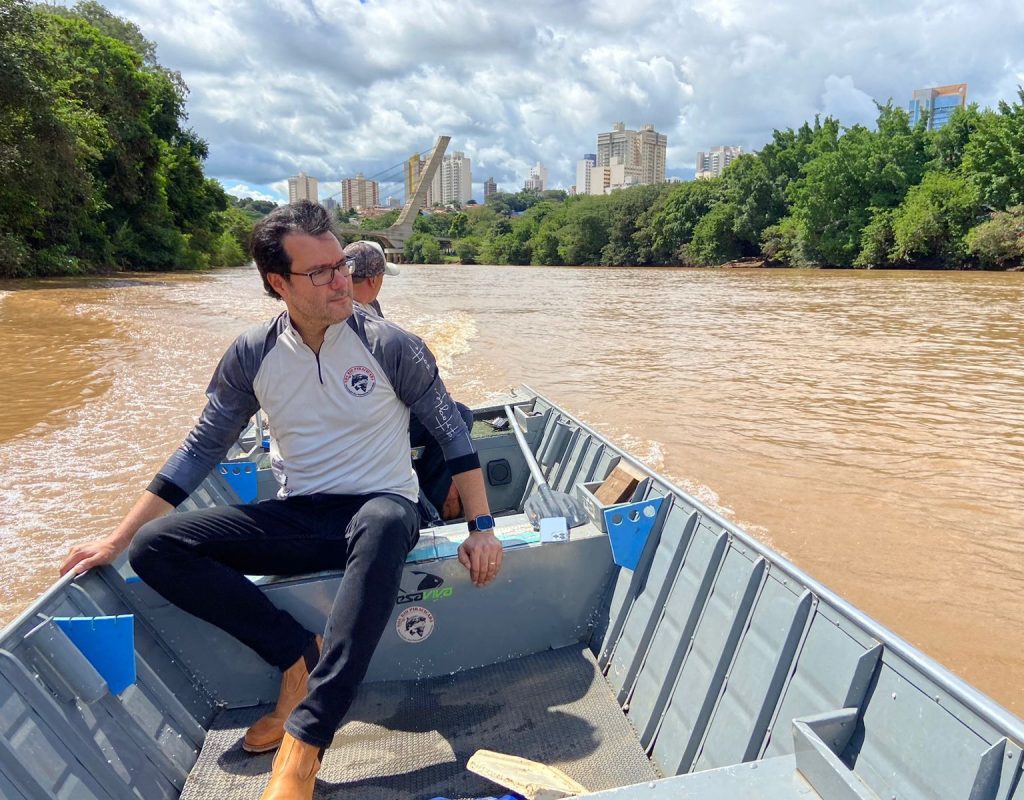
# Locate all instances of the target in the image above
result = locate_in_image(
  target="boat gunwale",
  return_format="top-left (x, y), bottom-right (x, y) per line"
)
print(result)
top-left (522, 383), bottom-right (1024, 745)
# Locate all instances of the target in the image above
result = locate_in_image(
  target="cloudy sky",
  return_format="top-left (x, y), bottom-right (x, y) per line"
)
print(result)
top-left (97, 0), bottom-right (1024, 203)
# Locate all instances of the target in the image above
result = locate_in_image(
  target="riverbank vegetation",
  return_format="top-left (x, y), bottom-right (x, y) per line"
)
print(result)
top-left (0, 0), bottom-right (253, 277)
top-left (406, 95), bottom-right (1024, 270)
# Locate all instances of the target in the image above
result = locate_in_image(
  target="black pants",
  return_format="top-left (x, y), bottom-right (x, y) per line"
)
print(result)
top-left (129, 492), bottom-right (419, 747)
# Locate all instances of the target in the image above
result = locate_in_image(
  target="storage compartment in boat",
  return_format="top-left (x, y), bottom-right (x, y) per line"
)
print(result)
top-left (576, 480), bottom-right (631, 534)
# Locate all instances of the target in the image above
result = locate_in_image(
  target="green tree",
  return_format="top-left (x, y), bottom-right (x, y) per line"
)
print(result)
top-left (413, 212), bottom-right (451, 238)
top-left (760, 216), bottom-right (805, 264)
top-left (219, 206), bottom-right (257, 258)
top-left (890, 172), bottom-right (981, 266)
top-left (557, 209), bottom-right (608, 265)
top-left (961, 89), bottom-right (1024, 210)
top-left (447, 212), bottom-right (469, 238)
top-left (359, 208), bottom-right (399, 229)
top-left (0, 1), bottom-right (237, 275)
top-left (927, 104), bottom-right (983, 172)
top-left (405, 232), bottom-right (441, 263)
top-left (454, 236), bottom-right (483, 264)
top-left (0, 0), bottom-right (108, 275)
top-left (688, 202), bottom-right (743, 265)
top-left (641, 178), bottom-right (724, 262)
top-left (600, 183), bottom-right (667, 265)
top-left (965, 206), bottom-right (1024, 269)
top-left (854, 208), bottom-right (897, 268)
top-left (789, 107), bottom-right (929, 266)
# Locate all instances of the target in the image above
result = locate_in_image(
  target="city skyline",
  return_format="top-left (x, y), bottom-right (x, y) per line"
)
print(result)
top-left (90, 0), bottom-right (1024, 203)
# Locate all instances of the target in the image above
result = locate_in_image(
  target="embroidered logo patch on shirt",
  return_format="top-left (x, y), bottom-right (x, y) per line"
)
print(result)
top-left (343, 365), bottom-right (377, 396)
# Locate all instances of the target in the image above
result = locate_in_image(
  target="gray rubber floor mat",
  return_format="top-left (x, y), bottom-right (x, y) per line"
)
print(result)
top-left (181, 645), bottom-right (658, 800)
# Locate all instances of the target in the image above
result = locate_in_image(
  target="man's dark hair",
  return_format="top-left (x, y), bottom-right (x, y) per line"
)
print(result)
top-left (250, 201), bottom-right (341, 299)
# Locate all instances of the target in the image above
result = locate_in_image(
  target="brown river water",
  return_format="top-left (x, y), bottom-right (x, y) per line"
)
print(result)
top-left (0, 265), bottom-right (1021, 715)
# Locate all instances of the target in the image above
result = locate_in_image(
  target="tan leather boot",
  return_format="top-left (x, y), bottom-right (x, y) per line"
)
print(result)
top-left (259, 733), bottom-right (322, 800)
top-left (244, 636), bottom-right (322, 753)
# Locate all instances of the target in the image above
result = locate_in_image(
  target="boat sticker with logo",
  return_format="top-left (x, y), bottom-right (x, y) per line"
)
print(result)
top-left (397, 570), bottom-right (454, 605)
top-left (396, 606), bottom-right (434, 643)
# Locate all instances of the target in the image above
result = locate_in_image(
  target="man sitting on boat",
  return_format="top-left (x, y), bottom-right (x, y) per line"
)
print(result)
top-left (346, 238), bottom-right (473, 521)
top-left (59, 200), bottom-right (503, 800)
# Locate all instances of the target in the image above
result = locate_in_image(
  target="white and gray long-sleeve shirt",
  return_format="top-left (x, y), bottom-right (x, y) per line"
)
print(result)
top-left (148, 307), bottom-right (478, 505)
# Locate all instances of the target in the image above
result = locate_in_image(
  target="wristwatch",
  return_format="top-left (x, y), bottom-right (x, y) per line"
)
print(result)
top-left (467, 514), bottom-right (495, 533)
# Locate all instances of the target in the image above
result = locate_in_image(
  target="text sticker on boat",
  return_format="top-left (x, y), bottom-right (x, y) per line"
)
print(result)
top-left (396, 606), bottom-right (435, 643)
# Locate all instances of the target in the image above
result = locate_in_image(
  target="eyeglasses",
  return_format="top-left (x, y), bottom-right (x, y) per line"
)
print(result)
top-left (289, 259), bottom-right (355, 286)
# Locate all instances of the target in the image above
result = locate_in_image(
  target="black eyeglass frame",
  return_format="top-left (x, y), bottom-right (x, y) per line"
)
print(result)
top-left (288, 259), bottom-right (355, 286)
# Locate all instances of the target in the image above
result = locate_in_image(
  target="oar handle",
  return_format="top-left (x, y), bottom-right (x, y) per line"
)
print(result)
top-left (503, 405), bottom-right (548, 488)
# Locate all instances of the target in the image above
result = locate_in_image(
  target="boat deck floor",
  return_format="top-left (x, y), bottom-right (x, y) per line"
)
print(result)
top-left (180, 645), bottom-right (658, 800)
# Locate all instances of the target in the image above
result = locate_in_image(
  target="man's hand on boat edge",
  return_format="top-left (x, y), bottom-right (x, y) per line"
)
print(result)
top-left (458, 530), bottom-right (503, 587)
top-left (59, 537), bottom-right (124, 577)
top-left (451, 470), bottom-right (503, 587)
top-left (59, 491), bottom-right (172, 577)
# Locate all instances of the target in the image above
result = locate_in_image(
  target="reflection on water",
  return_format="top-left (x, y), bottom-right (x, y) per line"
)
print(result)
top-left (0, 265), bottom-right (1021, 714)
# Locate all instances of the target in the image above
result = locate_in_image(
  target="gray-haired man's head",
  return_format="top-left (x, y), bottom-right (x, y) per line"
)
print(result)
top-left (344, 241), bottom-right (400, 281)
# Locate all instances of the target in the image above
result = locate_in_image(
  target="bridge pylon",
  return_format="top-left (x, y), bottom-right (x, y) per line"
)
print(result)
top-left (337, 135), bottom-right (451, 255)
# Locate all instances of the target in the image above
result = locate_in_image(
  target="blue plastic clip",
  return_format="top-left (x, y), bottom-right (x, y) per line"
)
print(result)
top-left (52, 615), bottom-right (136, 694)
top-left (218, 461), bottom-right (258, 502)
top-left (603, 497), bottom-right (664, 570)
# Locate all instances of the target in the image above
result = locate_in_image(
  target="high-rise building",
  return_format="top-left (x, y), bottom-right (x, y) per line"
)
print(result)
top-left (340, 173), bottom-right (380, 210)
top-left (323, 197), bottom-right (337, 212)
top-left (909, 83), bottom-right (967, 130)
top-left (524, 162), bottom-right (547, 192)
top-left (387, 196), bottom-right (402, 208)
top-left (585, 157), bottom-right (642, 195)
top-left (636, 125), bottom-right (667, 185)
top-left (437, 151), bottom-right (472, 205)
top-left (695, 146), bottom-right (742, 179)
top-left (596, 123), bottom-right (667, 185)
top-left (483, 177), bottom-right (497, 200)
top-left (288, 172), bottom-right (319, 204)
top-left (406, 150), bottom-right (471, 206)
top-left (575, 154), bottom-right (597, 196)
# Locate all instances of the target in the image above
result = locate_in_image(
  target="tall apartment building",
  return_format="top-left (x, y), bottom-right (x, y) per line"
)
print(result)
top-left (405, 151), bottom-right (471, 206)
top-left (340, 173), bottom-right (380, 210)
top-left (524, 162), bottom-right (547, 192)
top-left (695, 146), bottom-right (742, 179)
top-left (483, 177), bottom-right (497, 200)
top-left (437, 151), bottom-right (472, 206)
top-left (909, 83), bottom-right (967, 130)
top-left (288, 172), bottom-right (319, 204)
top-left (585, 157), bottom-right (642, 196)
top-left (596, 123), bottom-right (667, 185)
top-left (575, 154), bottom-right (597, 196)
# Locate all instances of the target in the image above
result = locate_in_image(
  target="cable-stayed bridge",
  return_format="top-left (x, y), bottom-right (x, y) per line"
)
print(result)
top-left (335, 135), bottom-right (450, 258)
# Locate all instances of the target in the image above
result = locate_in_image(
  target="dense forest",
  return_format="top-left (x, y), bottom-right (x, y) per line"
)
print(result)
top-left (0, 0), bottom-right (259, 277)
top-left (409, 97), bottom-right (1024, 270)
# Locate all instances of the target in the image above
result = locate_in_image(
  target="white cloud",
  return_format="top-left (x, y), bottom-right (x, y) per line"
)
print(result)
top-left (102, 0), bottom-right (1024, 196)
top-left (820, 75), bottom-right (879, 129)
top-left (222, 182), bottom-right (277, 202)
